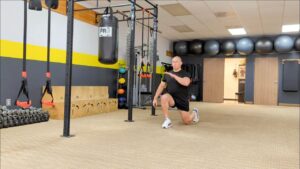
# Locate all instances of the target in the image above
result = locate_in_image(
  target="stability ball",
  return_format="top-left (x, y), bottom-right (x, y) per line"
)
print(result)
top-left (237, 38), bottom-right (254, 55)
top-left (204, 40), bottom-right (219, 56)
top-left (274, 35), bottom-right (294, 53)
top-left (255, 39), bottom-right (273, 54)
top-left (174, 41), bottom-right (188, 55)
top-left (221, 40), bottom-right (235, 56)
top-left (119, 67), bottom-right (126, 74)
top-left (118, 78), bottom-right (126, 84)
top-left (189, 40), bottom-right (203, 54)
top-left (295, 37), bottom-right (300, 51)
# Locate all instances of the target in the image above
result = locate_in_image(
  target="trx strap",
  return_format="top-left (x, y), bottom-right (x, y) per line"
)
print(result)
top-left (146, 62), bottom-right (152, 78)
top-left (138, 61), bottom-right (146, 78)
top-left (41, 6), bottom-right (54, 107)
top-left (16, 0), bottom-right (32, 109)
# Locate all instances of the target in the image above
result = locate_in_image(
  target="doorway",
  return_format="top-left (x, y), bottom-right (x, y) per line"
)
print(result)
top-left (223, 58), bottom-right (246, 103)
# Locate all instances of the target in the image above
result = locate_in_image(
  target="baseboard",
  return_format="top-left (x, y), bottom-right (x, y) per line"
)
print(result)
top-left (224, 98), bottom-right (238, 101)
top-left (245, 101), bottom-right (254, 104)
top-left (278, 103), bottom-right (300, 107)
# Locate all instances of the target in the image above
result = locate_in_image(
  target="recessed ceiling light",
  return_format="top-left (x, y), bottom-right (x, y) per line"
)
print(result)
top-left (228, 28), bottom-right (247, 35)
top-left (282, 24), bottom-right (300, 33)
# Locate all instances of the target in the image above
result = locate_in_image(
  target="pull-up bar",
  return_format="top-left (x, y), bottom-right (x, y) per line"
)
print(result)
top-left (118, 17), bottom-right (154, 22)
top-left (74, 3), bottom-right (131, 12)
top-left (73, 0), bottom-right (157, 17)
top-left (116, 10), bottom-right (161, 33)
top-left (121, 8), bottom-right (154, 14)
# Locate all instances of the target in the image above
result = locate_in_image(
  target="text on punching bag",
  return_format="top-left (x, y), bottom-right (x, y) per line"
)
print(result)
top-left (99, 27), bottom-right (113, 37)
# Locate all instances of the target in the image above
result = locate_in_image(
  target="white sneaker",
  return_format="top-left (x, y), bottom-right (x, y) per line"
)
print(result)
top-left (162, 118), bottom-right (172, 129)
top-left (192, 108), bottom-right (200, 123)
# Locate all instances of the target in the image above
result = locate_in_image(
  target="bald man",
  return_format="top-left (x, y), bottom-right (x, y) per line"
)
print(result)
top-left (153, 56), bottom-right (199, 129)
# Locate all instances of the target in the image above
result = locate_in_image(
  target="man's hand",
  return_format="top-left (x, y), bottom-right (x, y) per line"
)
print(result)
top-left (165, 72), bottom-right (176, 78)
top-left (153, 98), bottom-right (158, 107)
top-left (165, 72), bottom-right (191, 86)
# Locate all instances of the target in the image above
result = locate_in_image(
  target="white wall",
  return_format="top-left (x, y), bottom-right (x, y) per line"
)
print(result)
top-left (224, 58), bottom-right (246, 99)
top-left (0, 1), bottom-right (172, 66)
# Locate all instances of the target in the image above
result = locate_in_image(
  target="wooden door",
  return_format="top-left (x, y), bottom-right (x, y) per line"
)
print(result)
top-left (203, 58), bottom-right (225, 103)
top-left (254, 57), bottom-right (278, 105)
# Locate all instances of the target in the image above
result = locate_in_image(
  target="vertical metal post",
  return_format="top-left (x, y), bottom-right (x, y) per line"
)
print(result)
top-left (126, 0), bottom-right (136, 122)
top-left (47, 6), bottom-right (51, 72)
top-left (151, 6), bottom-right (158, 116)
top-left (63, 0), bottom-right (74, 137)
top-left (23, 0), bottom-right (27, 72)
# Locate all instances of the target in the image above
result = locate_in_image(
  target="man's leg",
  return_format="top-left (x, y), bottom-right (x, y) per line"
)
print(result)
top-left (180, 111), bottom-right (195, 125)
top-left (160, 93), bottom-right (175, 119)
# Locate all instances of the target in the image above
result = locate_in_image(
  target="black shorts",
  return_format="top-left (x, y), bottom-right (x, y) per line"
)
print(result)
top-left (169, 94), bottom-right (189, 112)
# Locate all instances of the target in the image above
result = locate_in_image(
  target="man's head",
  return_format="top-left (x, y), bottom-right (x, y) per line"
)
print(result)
top-left (172, 56), bottom-right (182, 71)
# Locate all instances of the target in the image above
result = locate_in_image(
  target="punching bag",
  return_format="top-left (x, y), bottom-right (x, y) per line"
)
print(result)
top-left (98, 7), bottom-right (118, 64)
top-left (45, 0), bottom-right (59, 9)
top-left (29, 0), bottom-right (42, 11)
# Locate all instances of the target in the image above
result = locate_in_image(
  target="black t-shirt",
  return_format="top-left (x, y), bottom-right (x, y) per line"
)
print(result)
top-left (162, 70), bottom-right (191, 101)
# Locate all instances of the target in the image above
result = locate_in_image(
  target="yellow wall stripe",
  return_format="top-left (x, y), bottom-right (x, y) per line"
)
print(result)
top-left (0, 40), bottom-right (164, 73)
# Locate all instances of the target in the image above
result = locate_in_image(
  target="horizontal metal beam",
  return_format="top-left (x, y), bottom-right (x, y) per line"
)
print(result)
top-left (144, 0), bottom-right (156, 8)
top-left (116, 10), bottom-right (161, 33)
top-left (74, 3), bottom-right (131, 12)
top-left (118, 17), bottom-right (153, 22)
top-left (74, 0), bottom-right (96, 2)
top-left (121, 8), bottom-right (154, 13)
top-left (127, 0), bottom-right (157, 17)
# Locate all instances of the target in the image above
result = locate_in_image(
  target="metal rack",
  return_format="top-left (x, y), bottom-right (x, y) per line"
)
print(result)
top-left (63, 0), bottom-right (159, 137)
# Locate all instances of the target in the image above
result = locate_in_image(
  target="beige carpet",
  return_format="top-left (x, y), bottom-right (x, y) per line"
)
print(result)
top-left (1, 102), bottom-right (299, 169)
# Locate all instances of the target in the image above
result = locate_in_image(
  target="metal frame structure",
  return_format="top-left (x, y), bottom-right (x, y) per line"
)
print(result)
top-left (63, 0), bottom-right (158, 137)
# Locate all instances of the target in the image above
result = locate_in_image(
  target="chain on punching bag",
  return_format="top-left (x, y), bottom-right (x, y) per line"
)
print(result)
top-left (98, 7), bottom-right (119, 64)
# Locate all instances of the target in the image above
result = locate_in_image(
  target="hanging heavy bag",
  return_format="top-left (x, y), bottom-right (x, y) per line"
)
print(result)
top-left (98, 7), bottom-right (119, 64)
top-left (29, 0), bottom-right (42, 11)
top-left (45, 0), bottom-right (59, 9)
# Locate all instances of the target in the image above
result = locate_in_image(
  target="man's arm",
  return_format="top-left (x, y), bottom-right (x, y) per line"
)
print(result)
top-left (154, 81), bottom-right (167, 100)
top-left (165, 72), bottom-right (191, 86)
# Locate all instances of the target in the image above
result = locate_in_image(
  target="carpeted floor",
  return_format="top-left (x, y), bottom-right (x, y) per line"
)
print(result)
top-left (1, 102), bottom-right (299, 169)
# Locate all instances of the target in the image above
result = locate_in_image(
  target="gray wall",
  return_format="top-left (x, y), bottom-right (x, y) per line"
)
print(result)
top-left (244, 53), bottom-right (300, 104)
top-left (278, 54), bottom-right (300, 104)
top-left (245, 56), bottom-right (254, 102)
top-left (0, 57), bottom-right (118, 107)
top-left (177, 34), bottom-right (300, 104)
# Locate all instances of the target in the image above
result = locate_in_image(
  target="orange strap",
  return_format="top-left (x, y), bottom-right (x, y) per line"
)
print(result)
top-left (42, 100), bottom-right (55, 107)
top-left (16, 100), bottom-right (32, 109)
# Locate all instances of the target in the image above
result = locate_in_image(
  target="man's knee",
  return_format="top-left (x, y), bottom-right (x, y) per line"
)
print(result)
top-left (181, 112), bottom-right (192, 125)
top-left (183, 118), bottom-right (191, 125)
top-left (161, 94), bottom-right (169, 103)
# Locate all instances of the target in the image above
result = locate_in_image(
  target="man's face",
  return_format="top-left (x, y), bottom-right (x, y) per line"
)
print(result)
top-left (172, 57), bottom-right (182, 70)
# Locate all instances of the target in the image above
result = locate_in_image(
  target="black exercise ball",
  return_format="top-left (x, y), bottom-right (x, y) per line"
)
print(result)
top-left (237, 38), bottom-right (254, 55)
top-left (295, 37), bottom-right (300, 51)
top-left (221, 40), bottom-right (235, 56)
top-left (189, 40), bottom-right (203, 54)
top-left (174, 41), bottom-right (188, 55)
top-left (255, 39), bottom-right (273, 54)
top-left (274, 35), bottom-right (294, 53)
top-left (204, 40), bottom-right (219, 56)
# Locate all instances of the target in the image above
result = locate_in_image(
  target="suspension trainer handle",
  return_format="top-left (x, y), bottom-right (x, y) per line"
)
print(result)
top-left (15, 74), bottom-right (32, 109)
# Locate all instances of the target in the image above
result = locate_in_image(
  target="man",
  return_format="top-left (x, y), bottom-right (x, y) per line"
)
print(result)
top-left (153, 56), bottom-right (199, 129)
